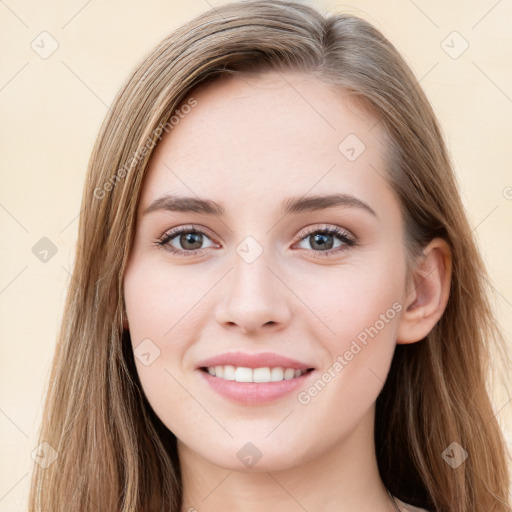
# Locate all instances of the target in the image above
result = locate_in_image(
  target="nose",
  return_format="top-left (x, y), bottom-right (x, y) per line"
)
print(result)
top-left (214, 251), bottom-right (292, 335)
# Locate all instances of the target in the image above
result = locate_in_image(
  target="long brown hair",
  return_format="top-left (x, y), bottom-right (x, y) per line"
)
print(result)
top-left (28, 1), bottom-right (511, 510)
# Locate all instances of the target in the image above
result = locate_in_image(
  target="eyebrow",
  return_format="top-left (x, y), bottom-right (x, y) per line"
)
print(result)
top-left (143, 193), bottom-right (377, 218)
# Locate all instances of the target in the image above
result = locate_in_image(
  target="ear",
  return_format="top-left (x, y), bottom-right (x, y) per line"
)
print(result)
top-left (397, 238), bottom-right (452, 344)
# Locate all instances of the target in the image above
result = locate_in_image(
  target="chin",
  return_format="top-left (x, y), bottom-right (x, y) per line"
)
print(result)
top-left (187, 437), bottom-right (308, 472)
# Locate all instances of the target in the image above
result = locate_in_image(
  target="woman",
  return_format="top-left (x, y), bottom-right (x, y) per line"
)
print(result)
top-left (28, 1), bottom-right (511, 511)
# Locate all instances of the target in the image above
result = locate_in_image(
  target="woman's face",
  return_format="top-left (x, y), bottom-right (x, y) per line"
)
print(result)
top-left (123, 72), bottom-right (409, 471)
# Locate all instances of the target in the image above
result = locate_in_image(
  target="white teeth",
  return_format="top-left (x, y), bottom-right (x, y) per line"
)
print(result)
top-left (270, 367), bottom-right (284, 381)
top-left (234, 367), bottom-right (253, 382)
top-left (223, 365), bottom-right (235, 380)
top-left (204, 365), bottom-right (309, 383)
top-left (284, 368), bottom-right (295, 380)
top-left (253, 367), bottom-right (271, 383)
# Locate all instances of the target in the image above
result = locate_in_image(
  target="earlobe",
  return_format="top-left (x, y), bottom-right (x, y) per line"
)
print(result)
top-left (396, 238), bottom-right (452, 344)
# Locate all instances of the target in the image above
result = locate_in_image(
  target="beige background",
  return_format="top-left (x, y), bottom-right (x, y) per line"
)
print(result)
top-left (1, 0), bottom-right (511, 509)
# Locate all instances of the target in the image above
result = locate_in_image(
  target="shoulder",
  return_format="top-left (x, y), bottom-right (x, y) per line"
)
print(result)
top-left (395, 498), bottom-right (431, 512)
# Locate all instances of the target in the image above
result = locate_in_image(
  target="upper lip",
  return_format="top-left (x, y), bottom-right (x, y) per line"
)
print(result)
top-left (196, 351), bottom-right (315, 370)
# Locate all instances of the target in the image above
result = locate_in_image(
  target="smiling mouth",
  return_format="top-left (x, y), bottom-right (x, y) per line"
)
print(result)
top-left (200, 366), bottom-right (315, 383)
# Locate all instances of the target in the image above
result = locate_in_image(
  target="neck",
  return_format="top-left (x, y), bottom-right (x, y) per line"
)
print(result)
top-left (178, 407), bottom-right (398, 512)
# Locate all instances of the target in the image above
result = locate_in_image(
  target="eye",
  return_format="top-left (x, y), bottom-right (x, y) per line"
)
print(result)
top-left (293, 225), bottom-right (357, 257)
top-left (155, 224), bottom-right (357, 258)
top-left (155, 225), bottom-right (217, 256)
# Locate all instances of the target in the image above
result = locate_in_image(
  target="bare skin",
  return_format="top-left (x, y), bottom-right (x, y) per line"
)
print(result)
top-left (123, 71), bottom-right (450, 512)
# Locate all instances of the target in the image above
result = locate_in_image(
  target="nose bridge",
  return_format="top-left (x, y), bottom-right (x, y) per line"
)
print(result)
top-left (214, 239), bottom-right (290, 332)
top-left (233, 245), bottom-right (274, 298)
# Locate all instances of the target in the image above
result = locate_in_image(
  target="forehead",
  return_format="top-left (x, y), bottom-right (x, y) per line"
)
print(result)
top-left (138, 72), bottom-right (391, 219)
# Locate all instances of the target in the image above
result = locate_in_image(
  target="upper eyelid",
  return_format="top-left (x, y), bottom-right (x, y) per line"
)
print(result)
top-left (296, 224), bottom-right (353, 238)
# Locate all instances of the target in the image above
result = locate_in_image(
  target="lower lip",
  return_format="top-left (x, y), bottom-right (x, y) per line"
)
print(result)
top-left (197, 369), bottom-right (316, 405)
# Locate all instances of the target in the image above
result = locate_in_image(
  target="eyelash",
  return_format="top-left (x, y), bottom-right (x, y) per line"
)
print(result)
top-left (154, 224), bottom-right (357, 258)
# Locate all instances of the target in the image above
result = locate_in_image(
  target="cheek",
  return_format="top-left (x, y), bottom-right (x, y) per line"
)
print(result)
top-left (123, 256), bottom-right (213, 433)
top-left (123, 256), bottom-right (205, 344)
top-left (334, 274), bottom-right (402, 347)
top-left (297, 254), bottom-right (405, 430)
top-left (312, 245), bottom-right (405, 346)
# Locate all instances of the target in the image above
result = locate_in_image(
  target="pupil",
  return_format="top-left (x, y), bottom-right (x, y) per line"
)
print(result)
top-left (181, 232), bottom-right (202, 250)
top-left (311, 233), bottom-right (333, 250)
